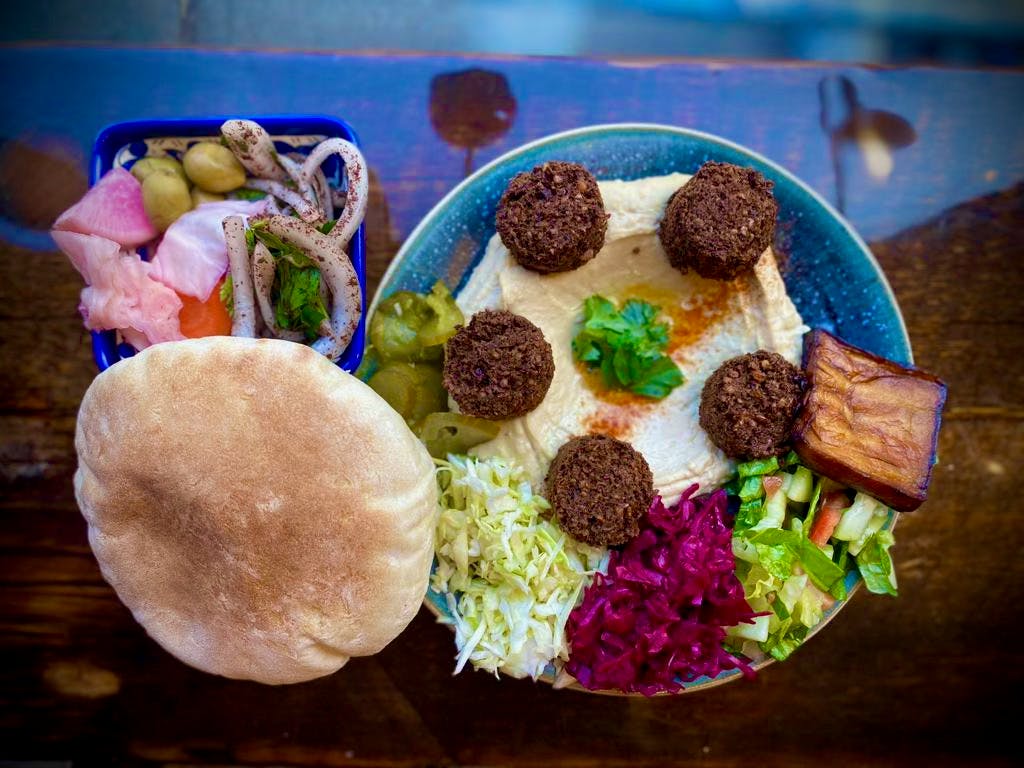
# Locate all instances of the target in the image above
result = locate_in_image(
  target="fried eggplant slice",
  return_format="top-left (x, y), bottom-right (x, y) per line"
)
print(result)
top-left (791, 329), bottom-right (947, 512)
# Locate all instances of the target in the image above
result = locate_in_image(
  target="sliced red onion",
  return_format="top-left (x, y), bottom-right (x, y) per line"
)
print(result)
top-left (262, 196), bottom-right (283, 215)
top-left (222, 215), bottom-right (257, 338)
top-left (311, 169), bottom-right (333, 221)
top-left (246, 179), bottom-right (320, 223)
top-left (220, 119), bottom-right (288, 181)
top-left (277, 154), bottom-right (323, 220)
top-left (300, 138), bottom-right (368, 250)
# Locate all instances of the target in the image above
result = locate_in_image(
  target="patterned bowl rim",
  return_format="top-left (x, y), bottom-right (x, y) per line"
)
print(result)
top-left (372, 122), bottom-right (909, 695)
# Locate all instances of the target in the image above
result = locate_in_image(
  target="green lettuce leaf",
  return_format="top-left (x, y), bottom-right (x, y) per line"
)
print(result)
top-left (762, 619), bottom-right (809, 661)
top-left (800, 540), bottom-right (848, 600)
top-left (730, 462), bottom-right (900, 665)
top-left (737, 456), bottom-right (780, 478)
top-left (755, 543), bottom-right (797, 581)
top-left (747, 527), bottom-right (846, 599)
top-left (855, 530), bottom-right (898, 596)
top-left (738, 475), bottom-right (765, 502)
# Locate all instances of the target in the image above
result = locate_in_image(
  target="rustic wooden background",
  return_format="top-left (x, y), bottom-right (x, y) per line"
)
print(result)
top-left (0, 47), bottom-right (1021, 767)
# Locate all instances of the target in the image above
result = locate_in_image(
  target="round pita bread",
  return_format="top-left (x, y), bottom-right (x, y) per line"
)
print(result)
top-left (74, 337), bottom-right (437, 684)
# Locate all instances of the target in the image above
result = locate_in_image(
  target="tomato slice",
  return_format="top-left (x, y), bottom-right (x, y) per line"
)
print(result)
top-left (809, 490), bottom-right (848, 546)
top-left (177, 277), bottom-right (232, 338)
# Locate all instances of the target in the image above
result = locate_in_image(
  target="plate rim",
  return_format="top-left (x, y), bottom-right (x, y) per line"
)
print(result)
top-left (372, 122), bottom-right (909, 694)
top-left (373, 121), bottom-right (911, 363)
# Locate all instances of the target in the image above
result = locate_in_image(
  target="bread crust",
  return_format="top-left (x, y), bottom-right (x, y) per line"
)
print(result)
top-left (74, 337), bottom-right (437, 684)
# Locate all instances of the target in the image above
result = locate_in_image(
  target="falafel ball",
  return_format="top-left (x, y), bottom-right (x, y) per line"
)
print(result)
top-left (699, 350), bottom-right (805, 459)
top-left (659, 161), bottom-right (778, 280)
top-left (496, 161), bottom-right (609, 274)
top-left (546, 434), bottom-right (654, 547)
top-left (443, 309), bottom-right (554, 420)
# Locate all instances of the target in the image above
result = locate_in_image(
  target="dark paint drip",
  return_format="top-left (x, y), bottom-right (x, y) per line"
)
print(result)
top-left (429, 68), bottom-right (517, 176)
top-left (0, 134), bottom-right (87, 251)
top-left (819, 75), bottom-right (917, 214)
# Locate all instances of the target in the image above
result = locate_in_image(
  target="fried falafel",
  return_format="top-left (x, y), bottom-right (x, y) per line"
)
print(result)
top-left (659, 161), bottom-right (778, 280)
top-left (699, 350), bottom-right (805, 459)
top-left (496, 161), bottom-right (608, 274)
top-left (546, 434), bottom-right (654, 547)
top-left (443, 309), bottom-right (554, 420)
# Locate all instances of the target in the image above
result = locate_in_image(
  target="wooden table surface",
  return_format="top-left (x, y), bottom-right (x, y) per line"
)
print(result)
top-left (1, 46), bottom-right (1022, 767)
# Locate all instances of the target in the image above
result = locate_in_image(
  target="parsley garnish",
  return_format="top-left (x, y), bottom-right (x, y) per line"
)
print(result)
top-left (571, 295), bottom-right (685, 399)
top-left (232, 188), bottom-right (268, 201)
top-left (220, 275), bottom-right (234, 317)
top-left (248, 219), bottom-right (329, 340)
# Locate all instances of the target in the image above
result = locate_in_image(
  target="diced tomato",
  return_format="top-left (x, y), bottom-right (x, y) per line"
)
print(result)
top-left (177, 277), bottom-right (232, 338)
top-left (762, 474), bottom-right (784, 498)
top-left (809, 490), bottom-right (848, 546)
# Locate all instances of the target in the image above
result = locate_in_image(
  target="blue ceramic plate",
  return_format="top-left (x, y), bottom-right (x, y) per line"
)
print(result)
top-left (88, 115), bottom-right (367, 373)
top-left (372, 124), bottom-right (910, 694)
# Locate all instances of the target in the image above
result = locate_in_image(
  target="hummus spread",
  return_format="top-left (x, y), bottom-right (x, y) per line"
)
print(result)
top-left (457, 173), bottom-right (807, 502)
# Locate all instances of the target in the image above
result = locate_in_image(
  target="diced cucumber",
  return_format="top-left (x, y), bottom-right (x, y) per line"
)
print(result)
top-left (777, 471), bottom-right (794, 497)
top-left (834, 492), bottom-right (883, 541)
top-left (731, 613), bottom-right (771, 642)
top-left (771, 594), bottom-right (791, 619)
top-left (779, 573), bottom-right (808, 614)
top-left (796, 585), bottom-right (826, 627)
top-left (849, 510), bottom-right (889, 556)
top-left (786, 465), bottom-right (814, 503)
top-left (753, 486), bottom-right (788, 531)
top-left (732, 535), bottom-right (760, 563)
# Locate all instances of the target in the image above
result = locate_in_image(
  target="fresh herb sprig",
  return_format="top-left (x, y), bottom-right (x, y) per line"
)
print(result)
top-left (571, 295), bottom-right (684, 399)
top-left (245, 218), bottom-right (331, 340)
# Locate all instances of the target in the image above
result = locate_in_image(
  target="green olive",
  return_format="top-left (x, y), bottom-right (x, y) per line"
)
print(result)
top-left (130, 156), bottom-right (188, 185)
top-left (191, 187), bottom-right (226, 206)
top-left (142, 169), bottom-right (192, 232)
top-left (368, 362), bottom-right (447, 426)
top-left (419, 412), bottom-right (501, 458)
top-left (182, 142), bottom-right (246, 193)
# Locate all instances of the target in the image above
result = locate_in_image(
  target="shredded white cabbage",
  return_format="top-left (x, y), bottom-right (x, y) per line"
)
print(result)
top-left (431, 454), bottom-right (607, 680)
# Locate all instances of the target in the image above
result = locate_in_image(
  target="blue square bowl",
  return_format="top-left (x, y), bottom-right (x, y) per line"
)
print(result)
top-left (89, 114), bottom-right (367, 373)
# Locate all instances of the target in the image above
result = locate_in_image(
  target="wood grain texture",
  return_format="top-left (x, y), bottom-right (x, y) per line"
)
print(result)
top-left (1, 48), bottom-right (1022, 767)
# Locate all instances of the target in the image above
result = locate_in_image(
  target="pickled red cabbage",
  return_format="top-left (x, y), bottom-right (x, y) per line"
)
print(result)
top-left (565, 486), bottom-right (758, 695)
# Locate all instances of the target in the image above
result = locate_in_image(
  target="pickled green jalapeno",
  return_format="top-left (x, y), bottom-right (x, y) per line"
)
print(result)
top-left (368, 362), bottom-right (447, 427)
top-left (418, 412), bottom-right (501, 458)
top-left (369, 281), bottom-right (463, 362)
